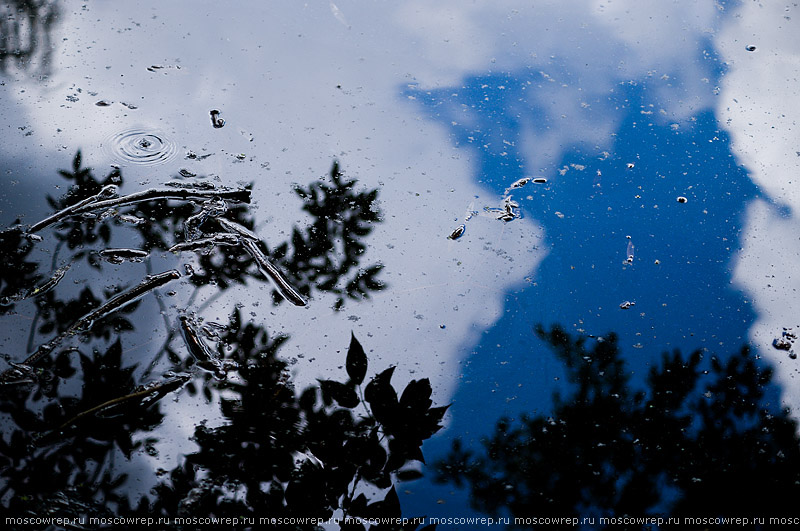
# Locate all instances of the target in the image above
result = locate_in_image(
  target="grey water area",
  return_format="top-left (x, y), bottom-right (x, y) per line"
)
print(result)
top-left (2, 0), bottom-right (800, 528)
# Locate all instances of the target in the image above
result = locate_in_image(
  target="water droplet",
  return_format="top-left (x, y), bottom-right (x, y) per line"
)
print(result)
top-left (103, 129), bottom-right (177, 166)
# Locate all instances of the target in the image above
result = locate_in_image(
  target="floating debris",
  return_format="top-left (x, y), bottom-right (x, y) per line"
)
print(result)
top-left (773, 328), bottom-right (797, 356)
top-left (168, 233), bottom-right (240, 253)
top-left (677, 196), bottom-right (688, 203)
top-left (179, 315), bottom-right (235, 380)
top-left (0, 260), bottom-right (74, 305)
top-left (28, 184), bottom-right (118, 233)
top-left (201, 321), bottom-right (229, 339)
top-left (215, 216), bottom-right (260, 242)
top-left (0, 270), bottom-right (181, 383)
top-left (486, 196), bottom-right (520, 222)
top-left (463, 201), bottom-right (476, 222)
top-left (241, 239), bottom-right (307, 307)
top-left (619, 301), bottom-right (635, 310)
top-left (115, 213), bottom-right (146, 225)
top-left (626, 237), bottom-right (635, 265)
top-left (120, 102), bottom-right (138, 110)
top-left (97, 248), bottom-right (149, 264)
top-left (447, 224), bottom-right (466, 240)
top-left (178, 168), bottom-right (197, 178)
top-left (76, 270), bottom-right (181, 331)
top-left (773, 337), bottom-right (792, 350)
top-left (36, 372), bottom-right (192, 442)
top-left (210, 109), bottom-right (225, 128)
top-left (184, 197), bottom-right (228, 241)
top-left (67, 186), bottom-right (250, 218)
top-left (508, 177), bottom-right (531, 190)
top-left (0, 362), bottom-right (36, 386)
top-left (165, 181), bottom-right (217, 190)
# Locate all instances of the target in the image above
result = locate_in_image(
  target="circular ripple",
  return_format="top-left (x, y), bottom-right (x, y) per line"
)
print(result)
top-left (104, 129), bottom-right (178, 166)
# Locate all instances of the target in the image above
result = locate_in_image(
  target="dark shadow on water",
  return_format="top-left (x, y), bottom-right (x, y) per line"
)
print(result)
top-left (436, 325), bottom-right (800, 530)
top-left (0, 154), bottom-right (441, 530)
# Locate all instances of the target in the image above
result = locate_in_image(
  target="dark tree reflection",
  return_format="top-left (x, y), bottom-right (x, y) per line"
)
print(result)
top-left (436, 325), bottom-right (800, 529)
top-left (0, 153), bottom-right (435, 530)
top-left (0, 0), bottom-right (59, 76)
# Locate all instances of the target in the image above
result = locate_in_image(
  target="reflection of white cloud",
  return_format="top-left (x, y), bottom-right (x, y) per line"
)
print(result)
top-left (396, 0), bottom-right (727, 170)
top-left (721, 2), bottom-right (800, 410)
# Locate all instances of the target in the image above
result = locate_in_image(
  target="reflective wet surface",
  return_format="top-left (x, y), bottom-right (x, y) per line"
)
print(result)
top-left (2, 1), bottom-right (800, 529)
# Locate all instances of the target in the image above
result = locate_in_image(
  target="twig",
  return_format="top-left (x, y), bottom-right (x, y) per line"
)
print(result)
top-left (28, 186), bottom-right (251, 234)
top-left (0, 270), bottom-right (181, 384)
top-left (35, 373), bottom-right (191, 444)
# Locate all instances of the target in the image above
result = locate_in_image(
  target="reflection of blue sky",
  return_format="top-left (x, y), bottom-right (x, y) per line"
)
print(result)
top-left (1, 0), bottom-right (799, 524)
top-left (405, 77), bottom-right (764, 517)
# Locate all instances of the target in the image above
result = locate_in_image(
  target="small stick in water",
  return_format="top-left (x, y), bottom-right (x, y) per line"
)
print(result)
top-left (240, 239), bottom-right (307, 307)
